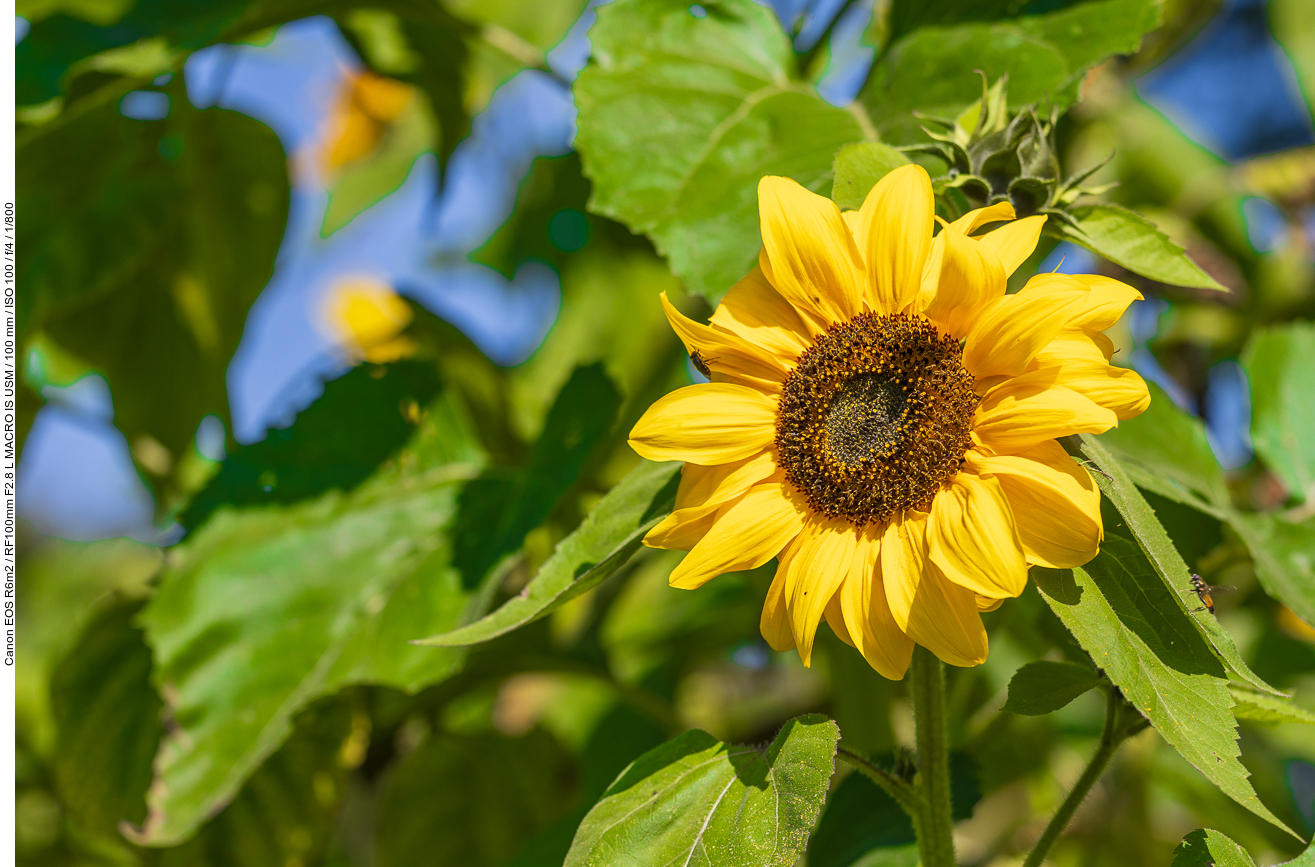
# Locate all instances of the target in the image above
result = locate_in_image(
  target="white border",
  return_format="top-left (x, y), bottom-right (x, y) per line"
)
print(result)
top-left (3, 3), bottom-right (17, 865)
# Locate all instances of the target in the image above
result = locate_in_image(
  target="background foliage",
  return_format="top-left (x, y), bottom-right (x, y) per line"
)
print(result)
top-left (15, 0), bottom-right (1315, 865)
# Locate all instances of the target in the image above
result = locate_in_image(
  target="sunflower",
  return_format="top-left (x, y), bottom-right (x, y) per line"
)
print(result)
top-left (628, 165), bottom-right (1150, 678)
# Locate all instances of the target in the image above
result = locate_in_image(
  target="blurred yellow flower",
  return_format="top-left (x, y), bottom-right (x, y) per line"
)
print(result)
top-left (324, 277), bottom-right (415, 364)
top-left (629, 166), bottom-right (1150, 677)
top-left (322, 70), bottom-right (415, 170)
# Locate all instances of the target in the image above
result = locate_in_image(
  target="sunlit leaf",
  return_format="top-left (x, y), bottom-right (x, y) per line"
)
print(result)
top-left (1002, 660), bottom-right (1104, 716)
top-left (831, 142), bottom-right (911, 211)
top-left (1034, 517), bottom-right (1296, 836)
top-left (564, 715), bottom-right (839, 867)
top-left (1242, 322), bottom-right (1315, 504)
top-left (418, 458), bottom-right (680, 647)
top-left (1229, 687), bottom-right (1315, 726)
top-left (574, 0), bottom-right (868, 301)
top-left (1046, 204), bottom-right (1227, 291)
top-left (136, 391), bottom-right (485, 846)
top-left (1171, 828), bottom-right (1257, 867)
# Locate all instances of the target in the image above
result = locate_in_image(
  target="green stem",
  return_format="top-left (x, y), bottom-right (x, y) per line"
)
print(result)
top-left (837, 746), bottom-right (919, 816)
top-left (1022, 689), bottom-right (1140, 867)
top-left (910, 645), bottom-right (956, 867)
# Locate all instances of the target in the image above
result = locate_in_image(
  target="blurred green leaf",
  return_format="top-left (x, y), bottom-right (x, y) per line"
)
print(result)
top-left (420, 458), bottom-right (680, 647)
top-left (152, 700), bottom-right (353, 867)
top-left (564, 715), bottom-right (839, 867)
top-left (1034, 516), bottom-right (1296, 836)
top-left (1229, 687), bottom-right (1315, 726)
top-left (1171, 828), bottom-right (1257, 867)
top-left (1096, 385), bottom-right (1315, 635)
top-left (20, 91), bottom-right (288, 476)
top-left (50, 599), bottom-right (162, 838)
top-left (451, 362), bottom-right (622, 590)
top-left (860, 0), bottom-right (1161, 141)
top-left (1069, 430), bottom-right (1283, 697)
top-left (808, 753), bottom-right (978, 867)
top-left (830, 142), bottom-right (911, 211)
top-left (1002, 660), bottom-right (1103, 716)
top-left (377, 728), bottom-right (578, 867)
top-left (1046, 204), bottom-right (1227, 291)
top-left (1242, 322), bottom-right (1315, 504)
top-left (574, 0), bottom-right (868, 301)
top-left (181, 361), bottom-right (446, 530)
top-left (136, 391), bottom-right (485, 846)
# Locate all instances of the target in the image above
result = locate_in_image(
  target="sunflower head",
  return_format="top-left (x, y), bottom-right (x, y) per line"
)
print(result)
top-left (629, 164), bottom-right (1149, 678)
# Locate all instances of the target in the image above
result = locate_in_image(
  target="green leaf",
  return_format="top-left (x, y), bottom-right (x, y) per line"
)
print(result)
top-left (151, 700), bottom-right (354, 867)
top-left (830, 142), bottom-right (912, 210)
top-left (50, 599), bottom-right (162, 838)
top-left (1002, 660), bottom-right (1104, 716)
top-left (322, 87), bottom-right (438, 235)
top-left (574, 0), bottom-right (868, 301)
top-left (1046, 204), bottom-right (1226, 291)
top-left (1171, 828), bottom-right (1258, 867)
top-left (136, 390), bottom-right (486, 846)
top-left (860, 0), bottom-right (1161, 141)
top-left (376, 729), bottom-right (579, 867)
top-left (1229, 687), bottom-right (1315, 726)
top-left (181, 361), bottom-right (446, 531)
top-left (564, 715), bottom-right (840, 867)
top-left (1066, 431), bottom-right (1284, 698)
top-left (418, 458), bottom-right (680, 647)
top-left (1033, 516), bottom-right (1296, 836)
top-left (1095, 386), bottom-right (1315, 637)
top-left (20, 89), bottom-right (289, 475)
top-left (1242, 322), bottom-right (1315, 503)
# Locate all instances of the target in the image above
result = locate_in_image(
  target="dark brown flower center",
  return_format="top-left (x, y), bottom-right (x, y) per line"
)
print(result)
top-left (775, 313), bottom-right (978, 526)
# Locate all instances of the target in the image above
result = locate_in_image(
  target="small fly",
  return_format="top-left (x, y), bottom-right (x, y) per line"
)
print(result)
top-left (1189, 574), bottom-right (1234, 615)
top-left (690, 350), bottom-right (715, 379)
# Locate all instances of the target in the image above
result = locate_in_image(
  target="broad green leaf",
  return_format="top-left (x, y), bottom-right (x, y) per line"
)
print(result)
top-left (1229, 687), bottom-right (1315, 726)
top-left (151, 701), bottom-right (354, 867)
top-left (564, 715), bottom-right (840, 867)
top-left (418, 458), bottom-right (680, 647)
top-left (136, 390), bottom-right (485, 846)
top-left (1096, 386), bottom-right (1315, 634)
top-left (377, 729), bottom-right (578, 867)
top-left (831, 142), bottom-right (911, 210)
top-left (860, 0), bottom-right (1161, 141)
top-left (1033, 517), bottom-right (1296, 836)
top-left (808, 752), bottom-right (978, 867)
top-left (1067, 431), bottom-right (1284, 697)
top-left (20, 89), bottom-right (288, 476)
top-left (1242, 322), bottom-right (1315, 503)
top-left (181, 361), bottom-right (445, 530)
top-left (322, 84), bottom-right (438, 235)
top-left (1046, 204), bottom-right (1226, 290)
top-left (1002, 660), bottom-right (1104, 716)
top-left (50, 599), bottom-right (161, 838)
top-left (574, 0), bottom-right (868, 301)
top-left (1171, 828), bottom-right (1257, 867)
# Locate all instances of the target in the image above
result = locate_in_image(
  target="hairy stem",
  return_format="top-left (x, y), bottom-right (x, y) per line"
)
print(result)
top-left (837, 746), bottom-right (920, 815)
top-left (910, 645), bottom-right (956, 867)
top-left (1022, 688), bottom-right (1140, 867)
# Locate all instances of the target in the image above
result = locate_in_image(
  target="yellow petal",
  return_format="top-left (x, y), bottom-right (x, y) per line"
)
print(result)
top-left (840, 527), bottom-right (914, 679)
top-left (661, 293), bottom-right (790, 394)
top-left (1041, 361), bottom-right (1150, 420)
top-left (950, 201), bottom-right (1017, 234)
top-left (783, 515), bottom-right (860, 667)
top-left (761, 558), bottom-right (797, 652)
top-left (881, 510), bottom-right (988, 667)
top-left (859, 164), bottom-right (934, 314)
top-left (1065, 274), bottom-right (1144, 330)
top-left (963, 279), bottom-right (1088, 378)
top-left (644, 502), bottom-right (721, 550)
top-left (977, 214), bottom-right (1047, 276)
top-left (1032, 328), bottom-right (1116, 369)
top-left (629, 383), bottom-right (777, 464)
top-left (977, 595), bottom-right (1005, 612)
top-left (670, 478), bottom-right (805, 589)
top-left (674, 451), bottom-right (778, 511)
top-left (824, 589), bottom-right (855, 647)
top-left (927, 473), bottom-right (1028, 599)
top-left (710, 265), bottom-right (816, 358)
top-left (974, 381), bottom-right (1118, 454)
top-left (923, 220), bottom-right (1007, 339)
top-left (970, 440), bottom-right (1102, 569)
top-left (758, 176), bottom-right (864, 325)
